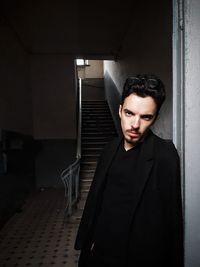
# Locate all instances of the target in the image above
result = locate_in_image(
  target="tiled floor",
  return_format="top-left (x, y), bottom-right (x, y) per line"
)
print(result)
top-left (0, 188), bottom-right (80, 267)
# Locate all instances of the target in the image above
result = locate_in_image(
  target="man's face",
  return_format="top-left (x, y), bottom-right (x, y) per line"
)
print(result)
top-left (119, 93), bottom-right (157, 150)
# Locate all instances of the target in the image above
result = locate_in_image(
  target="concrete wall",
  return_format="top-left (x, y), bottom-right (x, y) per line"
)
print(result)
top-left (183, 0), bottom-right (200, 266)
top-left (35, 139), bottom-right (76, 188)
top-left (31, 55), bottom-right (76, 139)
top-left (85, 60), bottom-right (103, 78)
top-left (82, 78), bottom-right (105, 101)
top-left (104, 0), bottom-right (172, 139)
top-left (0, 17), bottom-right (32, 134)
top-left (78, 60), bottom-right (103, 79)
top-left (30, 55), bottom-right (77, 187)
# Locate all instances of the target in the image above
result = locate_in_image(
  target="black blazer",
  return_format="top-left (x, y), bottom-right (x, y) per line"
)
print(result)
top-left (75, 130), bottom-right (184, 267)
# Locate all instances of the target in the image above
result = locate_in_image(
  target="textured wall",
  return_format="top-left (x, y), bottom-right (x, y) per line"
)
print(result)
top-left (78, 60), bottom-right (104, 79)
top-left (184, 0), bottom-right (200, 266)
top-left (0, 18), bottom-right (32, 134)
top-left (31, 55), bottom-right (76, 139)
top-left (35, 139), bottom-right (76, 188)
top-left (85, 60), bottom-right (103, 78)
top-left (104, 0), bottom-right (172, 139)
top-left (104, 71), bottom-right (121, 135)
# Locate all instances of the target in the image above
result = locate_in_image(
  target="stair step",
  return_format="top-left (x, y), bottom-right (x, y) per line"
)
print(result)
top-left (83, 114), bottom-right (110, 117)
top-left (82, 124), bottom-right (114, 127)
top-left (82, 148), bottom-right (104, 151)
top-left (80, 184), bottom-right (91, 191)
top-left (77, 200), bottom-right (86, 210)
top-left (82, 152), bottom-right (100, 155)
top-left (80, 173), bottom-right (95, 178)
top-left (81, 163), bottom-right (98, 167)
top-left (81, 168), bottom-right (95, 173)
top-left (83, 121), bottom-right (113, 124)
top-left (80, 174), bottom-right (94, 179)
top-left (82, 104), bottom-right (108, 107)
top-left (81, 177), bottom-right (93, 182)
top-left (82, 136), bottom-right (110, 141)
top-left (81, 190), bottom-right (90, 195)
top-left (81, 168), bottom-right (96, 172)
top-left (82, 102), bottom-right (107, 104)
top-left (82, 153), bottom-right (100, 156)
top-left (78, 100), bottom-right (117, 210)
top-left (82, 141), bottom-right (107, 145)
top-left (82, 109), bottom-right (109, 113)
top-left (81, 159), bottom-right (99, 163)
top-left (82, 135), bottom-right (116, 138)
top-left (82, 128), bottom-right (114, 131)
top-left (81, 170), bottom-right (94, 174)
top-left (82, 101), bottom-right (107, 104)
top-left (82, 112), bottom-right (110, 115)
top-left (82, 106), bottom-right (109, 109)
top-left (81, 160), bottom-right (97, 164)
top-left (80, 177), bottom-right (94, 181)
top-left (82, 151), bottom-right (103, 153)
top-left (83, 125), bottom-right (114, 128)
top-left (82, 132), bottom-right (116, 136)
top-left (83, 114), bottom-right (112, 117)
top-left (82, 157), bottom-right (100, 162)
top-left (80, 176), bottom-right (94, 180)
top-left (81, 176), bottom-right (94, 181)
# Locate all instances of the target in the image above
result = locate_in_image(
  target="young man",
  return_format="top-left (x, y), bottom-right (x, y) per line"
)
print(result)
top-left (75, 75), bottom-right (184, 267)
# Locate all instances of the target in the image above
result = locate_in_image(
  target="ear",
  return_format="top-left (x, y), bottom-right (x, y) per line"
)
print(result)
top-left (119, 105), bottom-right (122, 119)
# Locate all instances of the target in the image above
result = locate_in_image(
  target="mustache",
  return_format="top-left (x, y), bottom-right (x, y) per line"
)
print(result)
top-left (126, 129), bottom-right (140, 134)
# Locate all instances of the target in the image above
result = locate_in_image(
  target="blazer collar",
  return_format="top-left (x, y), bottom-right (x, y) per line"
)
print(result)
top-left (129, 129), bottom-right (155, 217)
top-left (96, 129), bottom-right (155, 191)
top-left (139, 129), bottom-right (155, 161)
top-left (94, 137), bottom-right (122, 191)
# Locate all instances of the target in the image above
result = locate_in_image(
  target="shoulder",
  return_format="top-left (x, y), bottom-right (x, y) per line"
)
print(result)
top-left (95, 136), bottom-right (121, 167)
top-left (152, 133), bottom-right (179, 162)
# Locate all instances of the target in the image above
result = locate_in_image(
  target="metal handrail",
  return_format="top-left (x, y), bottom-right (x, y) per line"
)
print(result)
top-left (61, 78), bottom-right (82, 217)
top-left (76, 78), bottom-right (82, 158)
top-left (61, 157), bottom-right (80, 216)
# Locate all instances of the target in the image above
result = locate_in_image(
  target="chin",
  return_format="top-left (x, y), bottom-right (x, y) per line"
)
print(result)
top-left (125, 137), bottom-right (139, 145)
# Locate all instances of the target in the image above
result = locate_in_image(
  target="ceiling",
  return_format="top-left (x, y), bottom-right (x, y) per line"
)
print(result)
top-left (1, 0), bottom-right (137, 59)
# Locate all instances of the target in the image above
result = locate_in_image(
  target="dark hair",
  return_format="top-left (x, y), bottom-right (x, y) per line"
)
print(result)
top-left (121, 74), bottom-right (166, 116)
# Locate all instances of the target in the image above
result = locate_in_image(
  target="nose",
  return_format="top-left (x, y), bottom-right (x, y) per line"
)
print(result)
top-left (131, 116), bottom-right (140, 129)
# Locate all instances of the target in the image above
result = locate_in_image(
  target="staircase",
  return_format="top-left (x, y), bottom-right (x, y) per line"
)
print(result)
top-left (78, 100), bottom-right (117, 210)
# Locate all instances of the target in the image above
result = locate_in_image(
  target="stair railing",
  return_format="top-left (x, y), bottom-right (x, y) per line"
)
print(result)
top-left (61, 78), bottom-right (82, 217)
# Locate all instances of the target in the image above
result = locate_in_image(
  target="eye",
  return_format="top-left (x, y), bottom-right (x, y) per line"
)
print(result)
top-left (124, 111), bottom-right (133, 117)
top-left (141, 115), bottom-right (154, 121)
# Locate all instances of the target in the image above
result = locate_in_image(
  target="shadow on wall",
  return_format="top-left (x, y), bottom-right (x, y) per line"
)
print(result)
top-left (104, 71), bottom-right (121, 136)
top-left (82, 78), bottom-right (105, 101)
top-left (0, 130), bottom-right (38, 228)
top-left (35, 139), bottom-right (76, 189)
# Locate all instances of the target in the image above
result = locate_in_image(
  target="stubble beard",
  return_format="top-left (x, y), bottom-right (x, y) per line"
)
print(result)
top-left (124, 135), bottom-right (140, 148)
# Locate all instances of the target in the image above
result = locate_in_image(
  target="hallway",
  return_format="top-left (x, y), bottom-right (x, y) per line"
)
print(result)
top-left (0, 189), bottom-right (80, 267)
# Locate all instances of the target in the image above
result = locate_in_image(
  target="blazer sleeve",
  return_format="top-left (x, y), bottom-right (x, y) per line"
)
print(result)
top-left (169, 143), bottom-right (184, 267)
top-left (74, 139), bottom-right (116, 250)
top-left (159, 141), bottom-right (184, 267)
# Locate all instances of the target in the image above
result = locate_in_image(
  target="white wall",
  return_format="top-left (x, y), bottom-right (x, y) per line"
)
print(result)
top-left (85, 60), bottom-right (103, 78)
top-left (0, 17), bottom-right (32, 134)
top-left (31, 55), bottom-right (76, 139)
top-left (183, 0), bottom-right (200, 266)
top-left (104, 0), bottom-right (172, 139)
top-left (78, 60), bottom-right (104, 79)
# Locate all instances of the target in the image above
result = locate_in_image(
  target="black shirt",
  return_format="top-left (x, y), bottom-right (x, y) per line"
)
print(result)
top-left (92, 140), bottom-right (142, 264)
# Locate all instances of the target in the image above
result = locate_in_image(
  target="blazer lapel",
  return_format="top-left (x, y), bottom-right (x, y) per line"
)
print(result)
top-left (94, 137), bottom-right (122, 193)
top-left (90, 131), bottom-right (155, 220)
top-left (130, 130), bottom-right (155, 217)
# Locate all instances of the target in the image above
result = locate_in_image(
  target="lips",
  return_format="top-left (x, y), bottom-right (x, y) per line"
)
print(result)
top-left (127, 130), bottom-right (140, 138)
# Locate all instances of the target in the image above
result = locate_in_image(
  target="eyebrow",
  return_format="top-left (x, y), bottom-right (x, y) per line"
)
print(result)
top-left (123, 108), bottom-right (154, 117)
